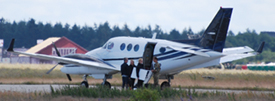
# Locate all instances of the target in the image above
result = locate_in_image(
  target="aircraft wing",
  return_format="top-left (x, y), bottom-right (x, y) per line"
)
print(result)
top-left (7, 39), bottom-right (119, 71)
top-left (167, 46), bottom-right (210, 57)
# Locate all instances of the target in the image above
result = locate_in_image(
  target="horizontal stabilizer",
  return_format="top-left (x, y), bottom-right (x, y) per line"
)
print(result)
top-left (167, 46), bottom-right (210, 57)
top-left (222, 46), bottom-right (254, 55)
top-left (220, 53), bottom-right (257, 63)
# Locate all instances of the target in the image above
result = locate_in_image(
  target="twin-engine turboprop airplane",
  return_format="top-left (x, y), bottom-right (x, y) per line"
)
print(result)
top-left (7, 7), bottom-right (264, 88)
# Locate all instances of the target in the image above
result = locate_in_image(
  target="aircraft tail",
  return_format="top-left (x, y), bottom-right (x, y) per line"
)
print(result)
top-left (198, 7), bottom-right (233, 52)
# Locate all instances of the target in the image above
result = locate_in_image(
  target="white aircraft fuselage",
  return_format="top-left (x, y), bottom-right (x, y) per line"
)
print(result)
top-left (61, 36), bottom-right (223, 77)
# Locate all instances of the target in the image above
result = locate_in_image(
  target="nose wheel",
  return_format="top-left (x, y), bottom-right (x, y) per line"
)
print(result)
top-left (101, 76), bottom-right (111, 88)
top-left (81, 74), bottom-right (89, 88)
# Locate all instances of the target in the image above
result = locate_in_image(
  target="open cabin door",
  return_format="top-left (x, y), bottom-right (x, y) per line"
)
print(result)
top-left (143, 42), bottom-right (157, 83)
top-left (143, 42), bottom-right (157, 69)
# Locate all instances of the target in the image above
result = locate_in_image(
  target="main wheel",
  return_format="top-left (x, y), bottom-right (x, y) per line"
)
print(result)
top-left (161, 81), bottom-right (170, 90)
top-left (81, 81), bottom-right (89, 88)
top-left (101, 81), bottom-right (111, 88)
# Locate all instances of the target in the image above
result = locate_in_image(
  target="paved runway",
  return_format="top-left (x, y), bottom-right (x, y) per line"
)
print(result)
top-left (0, 85), bottom-right (69, 93)
top-left (0, 84), bottom-right (274, 94)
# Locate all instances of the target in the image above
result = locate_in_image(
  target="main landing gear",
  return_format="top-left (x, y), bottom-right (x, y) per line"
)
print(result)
top-left (80, 74), bottom-right (112, 88)
top-left (160, 75), bottom-right (172, 90)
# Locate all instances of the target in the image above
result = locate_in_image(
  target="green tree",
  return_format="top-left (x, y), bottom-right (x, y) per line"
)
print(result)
top-left (169, 29), bottom-right (181, 40)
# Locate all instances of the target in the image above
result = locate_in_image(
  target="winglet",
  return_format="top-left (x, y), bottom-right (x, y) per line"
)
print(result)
top-left (256, 41), bottom-right (265, 54)
top-left (7, 39), bottom-right (15, 52)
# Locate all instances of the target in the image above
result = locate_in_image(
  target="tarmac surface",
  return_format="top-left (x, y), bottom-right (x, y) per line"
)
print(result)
top-left (0, 84), bottom-right (274, 94)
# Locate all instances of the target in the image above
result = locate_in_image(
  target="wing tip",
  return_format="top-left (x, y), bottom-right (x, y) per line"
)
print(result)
top-left (7, 38), bottom-right (15, 52)
top-left (256, 41), bottom-right (265, 54)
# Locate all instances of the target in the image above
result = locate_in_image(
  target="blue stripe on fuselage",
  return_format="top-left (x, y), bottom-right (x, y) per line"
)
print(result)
top-left (158, 52), bottom-right (188, 61)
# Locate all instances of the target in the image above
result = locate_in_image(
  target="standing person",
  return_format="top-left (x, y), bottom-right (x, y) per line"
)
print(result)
top-left (121, 57), bottom-right (129, 89)
top-left (136, 58), bottom-right (144, 88)
top-left (128, 59), bottom-right (136, 89)
top-left (151, 57), bottom-right (161, 87)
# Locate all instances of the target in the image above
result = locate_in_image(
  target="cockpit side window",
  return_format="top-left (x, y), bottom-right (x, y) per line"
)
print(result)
top-left (107, 42), bottom-right (114, 50)
top-left (103, 44), bottom-right (107, 49)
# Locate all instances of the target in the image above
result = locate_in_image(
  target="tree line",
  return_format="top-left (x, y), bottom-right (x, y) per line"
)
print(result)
top-left (0, 18), bottom-right (274, 63)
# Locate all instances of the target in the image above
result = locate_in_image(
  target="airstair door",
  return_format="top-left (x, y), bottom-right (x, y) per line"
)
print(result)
top-left (143, 42), bottom-right (156, 83)
top-left (143, 42), bottom-right (157, 69)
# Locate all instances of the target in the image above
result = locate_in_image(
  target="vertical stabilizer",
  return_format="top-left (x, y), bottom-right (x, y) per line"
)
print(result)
top-left (199, 7), bottom-right (232, 52)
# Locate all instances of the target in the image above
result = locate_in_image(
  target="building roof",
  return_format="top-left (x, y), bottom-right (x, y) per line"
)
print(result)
top-left (25, 37), bottom-right (61, 54)
top-left (51, 37), bottom-right (88, 53)
top-left (19, 37), bottom-right (60, 56)
top-left (19, 37), bottom-right (88, 57)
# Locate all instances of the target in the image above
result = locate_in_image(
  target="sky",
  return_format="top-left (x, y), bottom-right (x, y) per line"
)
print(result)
top-left (1, 0), bottom-right (274, 34)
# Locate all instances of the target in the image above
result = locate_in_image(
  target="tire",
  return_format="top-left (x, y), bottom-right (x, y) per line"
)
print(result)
top-left (81, 81), bottom-right (89, 88)
top-left (101, 81), bottom-right (111, 88)
top-left (161, 81), bottom-right (170, 90)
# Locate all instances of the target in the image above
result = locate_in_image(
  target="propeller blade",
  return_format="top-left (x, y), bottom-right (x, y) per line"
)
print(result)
top-left (66, 74), bottom-right (72, 81)
top-left (52, 42), bottom-right (61, 57)
top-left (46, 63), bottom-right (59, 74)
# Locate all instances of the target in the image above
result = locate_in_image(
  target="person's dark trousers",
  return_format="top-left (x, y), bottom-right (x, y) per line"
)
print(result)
top-left (136, 80), bottom-right (144, 88)
top-left (122, 77), bottom-right (129, 89)
top-left (129, 78), bottom-right (135, 88)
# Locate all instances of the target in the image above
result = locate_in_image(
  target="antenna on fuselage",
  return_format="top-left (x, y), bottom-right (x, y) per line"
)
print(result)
top-left (152, 32), bottom-right (157, 39)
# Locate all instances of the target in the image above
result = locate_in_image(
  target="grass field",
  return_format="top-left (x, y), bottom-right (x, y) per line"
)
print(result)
top-left (0, 63), bottom-right (275, 100)
top-left (0, 63), bottom-right (275, 90)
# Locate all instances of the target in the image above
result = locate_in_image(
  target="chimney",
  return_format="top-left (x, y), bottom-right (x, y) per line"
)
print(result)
top-left (37, 39), bottom-right (43, 44)
top-left (0, 39), bottom-right (3, 47)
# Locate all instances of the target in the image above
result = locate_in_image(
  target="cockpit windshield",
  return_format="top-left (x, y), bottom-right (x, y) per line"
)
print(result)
top-left (102, 41), bottom-right (114, 50)
top-left (102, 43), bottom-right (107, 49)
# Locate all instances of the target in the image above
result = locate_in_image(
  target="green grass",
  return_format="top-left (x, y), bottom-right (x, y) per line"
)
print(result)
top-left (0, 85), bottom-right (274, 101)
top-left (50, 85), bottom-right (275, 101)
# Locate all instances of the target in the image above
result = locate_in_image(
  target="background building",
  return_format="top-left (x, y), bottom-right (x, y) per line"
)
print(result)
top-left (1, 37), bottom-right (88, 64)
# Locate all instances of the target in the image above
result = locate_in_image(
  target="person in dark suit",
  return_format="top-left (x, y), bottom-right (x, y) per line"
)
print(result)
top-left (136, 58), bottom-right (144, 88)
top-left (121, 57), bottom-right (129, 89)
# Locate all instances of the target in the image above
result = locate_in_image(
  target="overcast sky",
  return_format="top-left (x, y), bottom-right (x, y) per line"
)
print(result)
top-left (1, 0), bottom-right (274, 34)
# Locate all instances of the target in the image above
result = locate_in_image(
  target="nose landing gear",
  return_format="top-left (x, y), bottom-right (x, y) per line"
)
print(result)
top-left (101, 76), bottom-right (111, 88)
top-left (81, 74), bottom-right (89, 88)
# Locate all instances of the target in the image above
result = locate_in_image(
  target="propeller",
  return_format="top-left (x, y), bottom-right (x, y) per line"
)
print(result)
top-left (46, 63), bottom-right (59, 74)
top-left (46, 42), bottom-right (72, 81)
top-left (52, 42), bottom-right (61, 57)
top-left (66, 74), bottom-right (72, 81)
